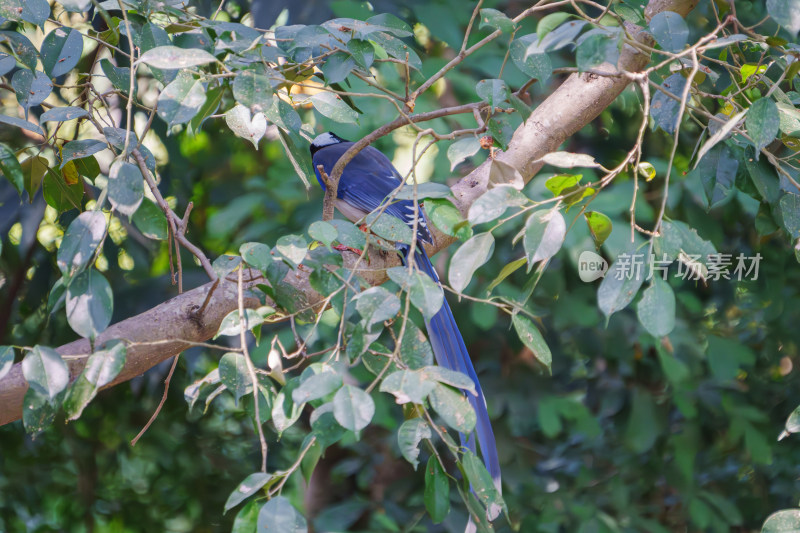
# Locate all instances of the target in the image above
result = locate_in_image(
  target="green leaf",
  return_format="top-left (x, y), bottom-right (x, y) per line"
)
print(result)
top-left (479, 8), bottom-right (515, 33)
top-left (215, 309), bottom-right (265, 338)
top-left (329, 220), bottom-right (366, 250)
top-left (468, 185), bottom-right (527, 225)
top-left (486, 257), bottom-right (527, 293)
top-left (523, 209), bottom-right (566, 266)
top-left (21, 155), bottom-right (48, 200)
top-left (537, 12), bottom-right (572, 40)
top-left (0, 345), bottom-right (13, 380)
top-left (0, 30), bottom-right (39, 70)
top-left (397, 418), bottom-right (431, 470)
top-left (649, 11), bottom-right (689, 52)
top-left (320, 52), bottom-right (356, 84)
top-left (447, 137), bottom-right (482, 171)
top-left (272, 388), bottom-right (303, 434)
top-left (308, 221), bottom-right (338, 250)
top-left (157, 70), bottom-right (206, 126)
top-left (232, 497), bottom-right (259, 533)
top-left (12, 69), bottom-right (52, 117)
top-left (767, 0), bottom-right (800, 37)
top-left (354, 286), bottom-right (401, 329)
top-left (365, 211), bottom-right (415, 244)
top-left (476, 78), bottom-right (509, 109)
top-left (40, 106), bottom-right (89, 123)
top-left (746, 98), bottom-right (780, 155)
top-left (240, 242), bottom-right (272, 271)
top-left (692, 145), bottom-right (738, 208)
top-left (233, 68), bottom-right (274, 112)
top-left (57, 211), bottom-right (106, 276)
top-left (424, 456), bottom-right (450, 523)
top-left (108, 161), bottom-right (144, 217)
top-left (225, 104), bottom-right (267, 149)
top-left (64, 340), bottom-right (126, 420)
top-left (448, 232), bottom-right (494, 293)
top-left (189, 86), bottom-right (224, 135)
top-left (597, 253), bottom-right (645, 320)
top-left (394, 182), bottom-right (453, 200)
top-left (0, 0), bottom-right (49, 26)
top-left (43, 167), bottom-right (83, 212)
top-left (380, 370), bottom-right (436, 404)
top-left (545, 174), bottom-right (581, 196)
top-left (22, 388), bottom-right (57, 434)
top-left (535, 19), bottom-right (589, 53)
top-left (576, 31), bottom-right (620, 72)
top-left (654, 220), bottom-right (717, 263)
top-left (332, 385), bottom-right (375, 432)
top-left (585, 211), bottom-right (612, 247)
top-left (462, 450), bottom-right (504, 518)
top-left (422, 366), bottom-right (476, 394)
top-left (386, 266), bottom-right (444, 319)
top-left (780, 194), bottom-right (800, 238)
top-left (137, 45), bottom-right (218, 69)
top-left (310, 92), bottom-right (358, 124)
top-left (707, 335), bottom-right (755, 381)
top-left (346, 38), bottom-right (374, 69)
top-left (425, 198), bottom-right (472, 241)
top-left (292, 371), bottom-right (343, 403)
top-left (256, 496), bottom-right (308, 533)
top-left (651, 74), bottom-right (686, 134)
top-left (624, 388), bottom-right (659, 453)
top-left (512, 314), bottom-right (552, 371)
top-left (636, 277), bottom-right (676, 337)
top-left (429, 383), bottom-right (476, 433)
top-left (100, 58), bottom-right (133, 95)
top-left (41, 27), bottom-right (83, 77)
top-left (212, 254), bottom-right (242, 278)
top-left (66, 269), bottom-right (114, 339)
top-left (399, 323), bottom-right (434, 369)
top-left (0, 142), bottom-right (23, 195)
top-left (61, 139), bottom-right (106, 167)
top-left (275, 234), bottom-right (308, 267)
top-left (132, 199), bottom-right (168, 240)
top-left (0, 114), bottom-right (45, 136)
top-left (225, 473), bottom-right (271, 513)
top-left (265, 98), bottom-right (302, 133)
top-left (22, 345), bottom-right (68, 401)
top-left (219, 352), bottom-right (249, 405)
top-left (0, 53), bottom-right (14, 76)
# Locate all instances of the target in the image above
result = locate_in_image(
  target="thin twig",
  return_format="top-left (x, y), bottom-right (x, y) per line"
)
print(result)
top-left (130, 354), bottom-right (181, 446)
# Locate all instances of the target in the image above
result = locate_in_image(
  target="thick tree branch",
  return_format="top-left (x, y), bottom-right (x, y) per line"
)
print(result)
top-left (0, 0), bottom-right (696, 426)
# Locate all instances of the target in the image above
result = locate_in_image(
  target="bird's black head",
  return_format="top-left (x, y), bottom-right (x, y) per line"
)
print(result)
top-left (310, 131), bottom-right (348, 155)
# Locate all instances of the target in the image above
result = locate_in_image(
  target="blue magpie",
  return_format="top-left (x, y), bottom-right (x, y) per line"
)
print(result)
top-left (310, 132), bottom-right (502, 513)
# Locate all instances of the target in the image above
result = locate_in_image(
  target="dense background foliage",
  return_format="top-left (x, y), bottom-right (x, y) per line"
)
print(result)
top-left (2, 0), bottom-right (800, 531)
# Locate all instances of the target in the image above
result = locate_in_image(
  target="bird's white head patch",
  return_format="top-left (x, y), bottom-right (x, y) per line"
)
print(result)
top-left (310, 132), bottom-right (346, 153)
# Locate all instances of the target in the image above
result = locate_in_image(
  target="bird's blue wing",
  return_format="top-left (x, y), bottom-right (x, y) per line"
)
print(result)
top-left (313, 142), bottom-right (433, 244)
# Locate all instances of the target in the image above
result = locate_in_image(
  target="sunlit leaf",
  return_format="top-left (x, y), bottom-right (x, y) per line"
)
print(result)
top-left (397, 418), bottom-right (431, 470)
top-left (449, 232), bottom-right (494, 293)
top-left (66, 269), bottom-right (113, 339)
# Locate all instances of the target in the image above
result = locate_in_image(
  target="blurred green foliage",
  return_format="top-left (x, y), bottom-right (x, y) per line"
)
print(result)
top-left (1, 0), bottom-right (800, 531)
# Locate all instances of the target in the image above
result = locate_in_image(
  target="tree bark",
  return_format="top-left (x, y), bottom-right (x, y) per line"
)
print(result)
top-left (0, 0), bottom-right (696, 426)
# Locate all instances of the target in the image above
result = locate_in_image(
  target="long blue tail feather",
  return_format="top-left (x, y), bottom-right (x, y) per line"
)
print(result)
top-left (401, 245), bottom-right (502, 502)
